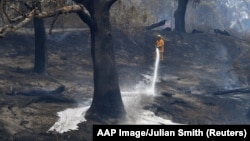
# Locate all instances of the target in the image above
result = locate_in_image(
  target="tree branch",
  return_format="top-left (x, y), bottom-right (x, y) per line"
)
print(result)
top-left (0, 10), bottom-right (36, 37)
top-left (107, 0), bottom-right (117, 8)
top-left (0, 4), bottom-right (90, 37)
top-left (2, 2), bottom-right (12, 23)
top-left (73, 0), bottom-right (90, 10)
top-left (35, 4), bottom-right (90, 19)
top-left (77, 10), bottom-right (92, 27)
top-left (49, 14), bottom-right (60, 34)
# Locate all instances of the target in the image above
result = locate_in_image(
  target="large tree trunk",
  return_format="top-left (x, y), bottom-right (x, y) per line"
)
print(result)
top-left (84, 0), bottom-right (126, 121)
top-left (174, 0), bottom-right (188, 32)
top-left (33, 17), bottom-right (47, 74)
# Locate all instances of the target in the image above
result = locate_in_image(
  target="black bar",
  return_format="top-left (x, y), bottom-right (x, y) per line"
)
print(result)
top-left (93, 125), bottom-right (250, 141)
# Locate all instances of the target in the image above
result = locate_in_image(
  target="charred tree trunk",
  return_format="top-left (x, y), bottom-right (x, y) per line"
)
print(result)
top-left (82, 0), bottom-right (126, 121)
top-left (174, 0), bottom-right (188, 33)
top-left (33, 17), bottom-right (47, 74)
top-left (32, 1), bottom-right (47, 74)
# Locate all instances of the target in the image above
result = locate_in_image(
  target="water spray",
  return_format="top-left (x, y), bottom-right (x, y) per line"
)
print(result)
top-left (149, 48), bottom-right (160, 95)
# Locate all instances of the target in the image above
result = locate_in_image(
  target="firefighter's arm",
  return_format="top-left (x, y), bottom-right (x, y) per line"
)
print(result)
top-left (155, 43), bottom-right (159, 48)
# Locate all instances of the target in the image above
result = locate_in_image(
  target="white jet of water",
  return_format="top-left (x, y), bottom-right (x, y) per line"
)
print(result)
top-left (149, 48), bottom-right (160, 95)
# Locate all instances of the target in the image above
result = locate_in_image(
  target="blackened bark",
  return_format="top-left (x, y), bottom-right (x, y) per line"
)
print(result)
top-left (84, 0), bottom-right (126, 121)
top-left (33, 17), bottom-right (47, 74)
top-left (174, 0), bottom-right (188, 32)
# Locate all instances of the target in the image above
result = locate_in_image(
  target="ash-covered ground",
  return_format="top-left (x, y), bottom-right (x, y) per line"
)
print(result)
top-left (0, 28), bottom-right (250, 141)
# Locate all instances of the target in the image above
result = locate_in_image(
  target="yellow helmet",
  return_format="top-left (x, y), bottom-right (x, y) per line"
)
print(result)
top-left (157, 34), bottom-right (162, 38)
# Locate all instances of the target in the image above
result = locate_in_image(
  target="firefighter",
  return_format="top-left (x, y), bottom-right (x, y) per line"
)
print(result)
top-left (155, 34), bottom-right (165, 61)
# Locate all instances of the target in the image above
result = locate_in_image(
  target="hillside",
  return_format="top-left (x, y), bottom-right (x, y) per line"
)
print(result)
top-left (0, 28), bottom-right (250, 140)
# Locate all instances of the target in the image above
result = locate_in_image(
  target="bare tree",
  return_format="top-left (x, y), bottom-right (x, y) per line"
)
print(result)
top-left (0, 1), bottom-right (87, 37)
top-left (174, 0), bottom-right (189, 32)
top-left (174, 0), bottom-right (202, 33)
top-left (74, 0), bottom-right (126, 121)
top-left (0, 0), bottom-right (126, 121)
top-left (0, 1), bottom-right (88, 75)
top-left (33, 1), bottom-right (47, 74)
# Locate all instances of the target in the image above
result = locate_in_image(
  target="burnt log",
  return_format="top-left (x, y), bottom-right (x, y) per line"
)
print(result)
top-left (214, 29), bottom-right (231, 36)
top-left (213, 87), bottom-right (250, 95)
top-left (192, 29), bottom-right (203, 34)
top-left (145, 20), bottom-right (167, 30)
top-left (161, 92), bottom-right (175, 97)
top-left (17, 85), bottom-right (65, 96)
top-left (164, 27), bottom-right (172, 32)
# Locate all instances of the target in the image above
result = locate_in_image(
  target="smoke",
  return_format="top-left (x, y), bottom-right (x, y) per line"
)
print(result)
top-left (186, 0), bottom-right (250, 38)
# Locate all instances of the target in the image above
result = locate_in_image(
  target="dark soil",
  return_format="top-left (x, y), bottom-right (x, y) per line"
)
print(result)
top-left (0, 28), bottom-right (250, 141)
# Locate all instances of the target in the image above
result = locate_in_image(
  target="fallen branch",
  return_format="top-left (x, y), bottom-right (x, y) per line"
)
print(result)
top-left (20, 94), bottom-right (76, 108)
top-left (17, 85), bottom-right (65, 96)
top-left (213, 87), bottom-right (250, 95)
